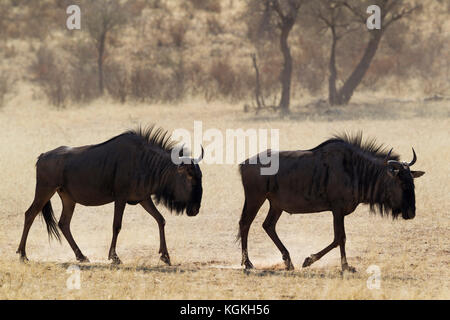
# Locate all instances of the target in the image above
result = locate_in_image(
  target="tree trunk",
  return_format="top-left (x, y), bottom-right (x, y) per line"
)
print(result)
top-left (251, 53), bottom-right (264, 110)
top-left (336, 30), bottom-right (383, 105)
top-left (278, 19), bottom-right (294, 115)
top-left (97, 31), bottom-right (106, 95)
top-left (328, 28), bottom-right (338, 105)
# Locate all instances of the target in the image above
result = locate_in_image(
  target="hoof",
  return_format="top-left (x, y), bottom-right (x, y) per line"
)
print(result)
top-left (160, 253), bottom-right (171, 266)
top-left (17, 249), bottom-right (28, 262)
top-left (243, 260), bottom-right (254, 270)
top-left (109, 254), bottom-right (122, 265)
top-left (285, 260), bottom-right (294, 271)
top-left (342, 264), bottom-right (356, 273)
top-left (77, 256), bottom-right (90, 263)
top-left (302, 255), bottom-right (316, 268)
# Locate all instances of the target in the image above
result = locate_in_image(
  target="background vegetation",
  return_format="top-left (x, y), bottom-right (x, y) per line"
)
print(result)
top-left (0, 0), bottom-right (448, 111)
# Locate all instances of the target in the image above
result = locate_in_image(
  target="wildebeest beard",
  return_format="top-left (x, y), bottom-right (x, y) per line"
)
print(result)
top-left (367, 175), bottom-right (402, 219)
top-left (153, 169), bottom-right (202, 215)
top-left (152, 171), bottom-right (192, 215)
top-left (150, 165), bottom-right (202, 216)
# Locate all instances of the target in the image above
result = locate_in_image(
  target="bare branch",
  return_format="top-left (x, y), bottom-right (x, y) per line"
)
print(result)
top-left (384, 4), bottom-right (421, 28)
top-left (270, 0), bottom-right (286, 20)
top-left (312, 1), bottom-right (355, 41)
top-left (315, 8), bottom-right (333, 27)
top-left (339, 1), bottom-right (366, 24)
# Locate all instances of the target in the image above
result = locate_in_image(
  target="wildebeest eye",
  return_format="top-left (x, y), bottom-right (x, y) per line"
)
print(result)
top-left (388, 167), bottom-right (399, 177)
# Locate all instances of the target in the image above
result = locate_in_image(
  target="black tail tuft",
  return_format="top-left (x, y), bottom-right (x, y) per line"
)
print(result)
top-left (42, 200), bottom-right (61, 242)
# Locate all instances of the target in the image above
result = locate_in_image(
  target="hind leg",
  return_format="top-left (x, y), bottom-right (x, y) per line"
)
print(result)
top-left (263, 204), bottom-right (293, 270)
top-left (57, 191), bottom-right (89, 263)
top-left (17, 185), bottom-right (56, 261)
top-left (239, 197), bottom-right (265, 269)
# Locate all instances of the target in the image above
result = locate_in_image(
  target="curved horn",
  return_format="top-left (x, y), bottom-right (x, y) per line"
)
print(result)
top-left (196, 145), bottom-right (204, 163)
top-left (386, 148), bottom-right (404, 168)
top-left (408, 147), bottom-right (417, 166)
top-left (384, 148), bottom-right (393, 164)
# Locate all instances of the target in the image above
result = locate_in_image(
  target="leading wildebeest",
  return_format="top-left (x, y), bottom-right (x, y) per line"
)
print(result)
top-left (17, 126), bottom-right (203, 265)
top-left (238, 133), bottom-right (425, 272)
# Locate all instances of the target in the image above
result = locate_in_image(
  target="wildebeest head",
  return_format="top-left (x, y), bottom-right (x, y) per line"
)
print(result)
top-left (384, 148), bottom-right (425, 220)
top-left (175, 147), bottom-right (204, 216)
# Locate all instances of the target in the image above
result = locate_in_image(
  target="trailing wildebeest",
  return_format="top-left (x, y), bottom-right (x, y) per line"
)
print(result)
top-left (17, 126), bottom-right (203, 265)
top-left (238, 133), bottom-right (425, 272)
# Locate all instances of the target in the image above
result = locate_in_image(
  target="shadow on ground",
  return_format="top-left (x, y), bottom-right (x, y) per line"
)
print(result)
top-left (58, 261), bottom-right (196, 274)
top-left (50, 260), bottom-right (416, 282)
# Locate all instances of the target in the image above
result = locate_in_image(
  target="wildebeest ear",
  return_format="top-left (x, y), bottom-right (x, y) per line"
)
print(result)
top-left (411, 171), bottom-right (425, 178)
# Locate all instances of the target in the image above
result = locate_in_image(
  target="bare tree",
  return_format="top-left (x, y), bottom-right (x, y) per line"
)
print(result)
top-left (311, 1), bottom-right (352, 104)
top-left (246, 0), bottom-right (306, 115)
top-left (313, 0), bottom-right (421, 105)
top-left (84, 0), bottom-right (130, 95)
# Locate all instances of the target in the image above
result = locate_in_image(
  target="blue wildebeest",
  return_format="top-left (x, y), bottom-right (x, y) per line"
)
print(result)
top-left (238, 133), bottom-right (425, 272)
top-left (17, 126), bottom-right (203, 265)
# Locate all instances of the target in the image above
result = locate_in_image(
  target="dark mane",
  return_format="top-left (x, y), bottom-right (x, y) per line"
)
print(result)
top-left (125, 125), bottom-right (177, 153)
top-left (311, 131), bottom-right (399, 161)
top-left (332, 131), bottom-right (400, 161)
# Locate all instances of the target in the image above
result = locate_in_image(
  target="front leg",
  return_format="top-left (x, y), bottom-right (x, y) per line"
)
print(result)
top-left (303, 210), bottom-right (355, 272)
top-left (339, 234), bottom-right (356, 273)
top-left (140, 199), bottom-right (171, 266)
top-left (108, 200), bottom-right (126, 265)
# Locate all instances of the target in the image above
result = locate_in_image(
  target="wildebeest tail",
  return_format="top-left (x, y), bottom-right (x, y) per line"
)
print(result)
top-left (42, 200), bottom-right (61, 242)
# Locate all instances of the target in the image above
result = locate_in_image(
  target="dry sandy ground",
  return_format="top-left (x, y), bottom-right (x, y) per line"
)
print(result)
top-left (0, 93), bottom-right (448, 299)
